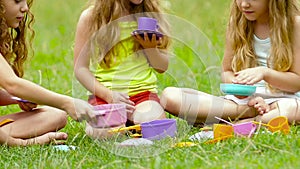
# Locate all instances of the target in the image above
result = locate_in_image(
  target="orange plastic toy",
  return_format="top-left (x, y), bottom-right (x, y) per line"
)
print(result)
top-left (253, 116), bottom-right (290, 134)
top-left (205, 124), bottom-right (234, 144)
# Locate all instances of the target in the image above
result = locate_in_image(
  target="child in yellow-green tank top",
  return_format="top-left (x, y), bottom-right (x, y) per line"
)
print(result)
top-left (74, 0), bottom-right (171, 139)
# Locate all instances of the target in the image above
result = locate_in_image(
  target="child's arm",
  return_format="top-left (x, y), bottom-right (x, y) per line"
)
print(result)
top-left (143, 48), bottom-right (169, 73)
top-left (234, 17), bottom-right (300, 93)
top-left (0, 54), bottom-right (96, 122)
top-left (261, 16), bottom-right (300, 93)
top-left (73, 9), bottom-right (135, 109)
top-left (133, 33), bottom-right (169, 73)
top-left (0, 89), bottom-right (37, 111)
top-left (73, 9), bottom-right (112, 102)
top-left (0, 89), bottom-right (18, 106)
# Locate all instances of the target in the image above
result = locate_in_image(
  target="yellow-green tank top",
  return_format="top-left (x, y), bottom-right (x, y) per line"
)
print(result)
top-left (92, 21), bottom-right (157, 96)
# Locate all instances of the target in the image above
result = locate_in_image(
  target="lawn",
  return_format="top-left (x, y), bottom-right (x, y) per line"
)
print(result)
top-left (1, 0), bottom-right (300, 168)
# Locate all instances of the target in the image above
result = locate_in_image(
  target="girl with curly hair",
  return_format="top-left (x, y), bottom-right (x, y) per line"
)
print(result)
top-left (0, 0), bottom-right (96, 146)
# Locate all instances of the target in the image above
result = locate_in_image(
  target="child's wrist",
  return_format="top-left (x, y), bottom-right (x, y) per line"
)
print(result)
top-left (103, 90), bottom-right (113, 103)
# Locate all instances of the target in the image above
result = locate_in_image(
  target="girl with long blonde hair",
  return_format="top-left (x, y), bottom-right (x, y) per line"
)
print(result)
top-left (74, 0), bottom-right (171, 138)
top-left (161, 0), bottom-right (300, 125)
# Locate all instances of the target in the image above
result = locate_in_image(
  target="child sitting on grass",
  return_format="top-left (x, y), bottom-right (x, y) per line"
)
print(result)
top-left (0, 0), bottom-right (96, 146)
top-left (74, 0), bottom-right (171, 138)
top-left (160, 0), bottom-right (300, 126)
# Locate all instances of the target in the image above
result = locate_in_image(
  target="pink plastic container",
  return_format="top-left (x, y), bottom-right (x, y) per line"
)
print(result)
top-left (214, 116), bottom-right (257, 137)
top-left (141, 119), bottom-right (177, 140)
top-left (90, 104), bottom-right (127, 128)
top-left (233, 122), bottom-right (257, 137)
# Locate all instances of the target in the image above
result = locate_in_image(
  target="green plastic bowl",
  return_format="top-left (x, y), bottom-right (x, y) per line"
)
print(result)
top-left (220, 83), bottom-right (256, 96)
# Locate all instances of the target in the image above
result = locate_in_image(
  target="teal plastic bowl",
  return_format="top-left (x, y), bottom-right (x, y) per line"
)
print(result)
top-left (220, 83), bottom-right (256, 96)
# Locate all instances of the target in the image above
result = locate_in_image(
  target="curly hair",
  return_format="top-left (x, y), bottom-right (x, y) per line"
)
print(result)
top-left (228, 0), bottom-right (300, 73)
top-left (0, 0), bottom-right (35, 77)
top-left (85, 0), bottom-right (171, 68)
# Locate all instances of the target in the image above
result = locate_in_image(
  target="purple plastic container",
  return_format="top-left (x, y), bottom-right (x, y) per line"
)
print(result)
top-left (90, 104), bottom-right (127, 128)
top-left (137, 17), bottom-right (159, 31)
top-left (141, 119), bottom-right (177, 140)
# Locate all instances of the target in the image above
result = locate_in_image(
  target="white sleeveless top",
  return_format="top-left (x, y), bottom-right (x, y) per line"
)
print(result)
top-left (224, 35), bottom-right (299, 105)
top-left (253, 35), bottom-right (270, 87)
top-left (253, 35), bottom-right (300, 97)
top-left (254, 35), bottom-right (271, 68)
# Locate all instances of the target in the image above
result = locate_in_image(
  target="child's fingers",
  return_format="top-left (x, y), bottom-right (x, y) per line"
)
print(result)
top-left (125, 104), bottom-right (135, 114)
top-left (85, 109), bottom-right (97, 124)
top-left (132, 32), bottom-right (142, 40)
top-left (143, 32), bottom-right (149, 41)
top-left (151, 34), bottom-right (157, 42)
top-left (18, 102), bottom-right (34, 112)
top-left (121, 99), bottom-right (134, 106)
top-left (157, 37), bottom-right (163, 45)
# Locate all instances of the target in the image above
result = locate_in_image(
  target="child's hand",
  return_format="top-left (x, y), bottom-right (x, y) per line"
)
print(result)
top-left (233, 67), bottom-right (267, 85)
top-left (17, 101), bottom-right (37, 112)
top-left (68, 98), bottom-right (97, 123)
top-left (132, 31), bottom-right (162, 49)
top-left (112, 92), bottom-right (135, 114)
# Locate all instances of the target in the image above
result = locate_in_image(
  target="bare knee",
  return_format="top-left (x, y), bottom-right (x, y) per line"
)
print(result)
top-left (132, 101), bottom-right (165, 124)
top-left (42, 107), bottom-right (68, 130)
top-left (160, 87), bottom-right (174, 107)
top-left (281, 99), bottom-right (300, 123)
top-left (262, 99), bottom-right (300, 124)
top-left (54, 109), bottom-right (68, 129)
top-left (160, 87), bottom-right (181, 115)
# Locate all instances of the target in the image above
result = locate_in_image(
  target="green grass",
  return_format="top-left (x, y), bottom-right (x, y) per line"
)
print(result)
top-left (1, 0), bottom-right (300, 168)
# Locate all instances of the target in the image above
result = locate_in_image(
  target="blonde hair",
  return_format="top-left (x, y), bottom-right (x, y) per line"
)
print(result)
top-left (228, 0), bottom-right (300, 73)
top-left (85, 0), bottom-right (170, 68)
top-left (0, 0), bottom-right (35, 77)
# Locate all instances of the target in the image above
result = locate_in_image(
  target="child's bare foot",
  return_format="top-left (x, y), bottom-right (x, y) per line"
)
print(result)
top-left (23, 132), bottom-right (68, 146)
top-left (248, 97), bottom-right (270, 114)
